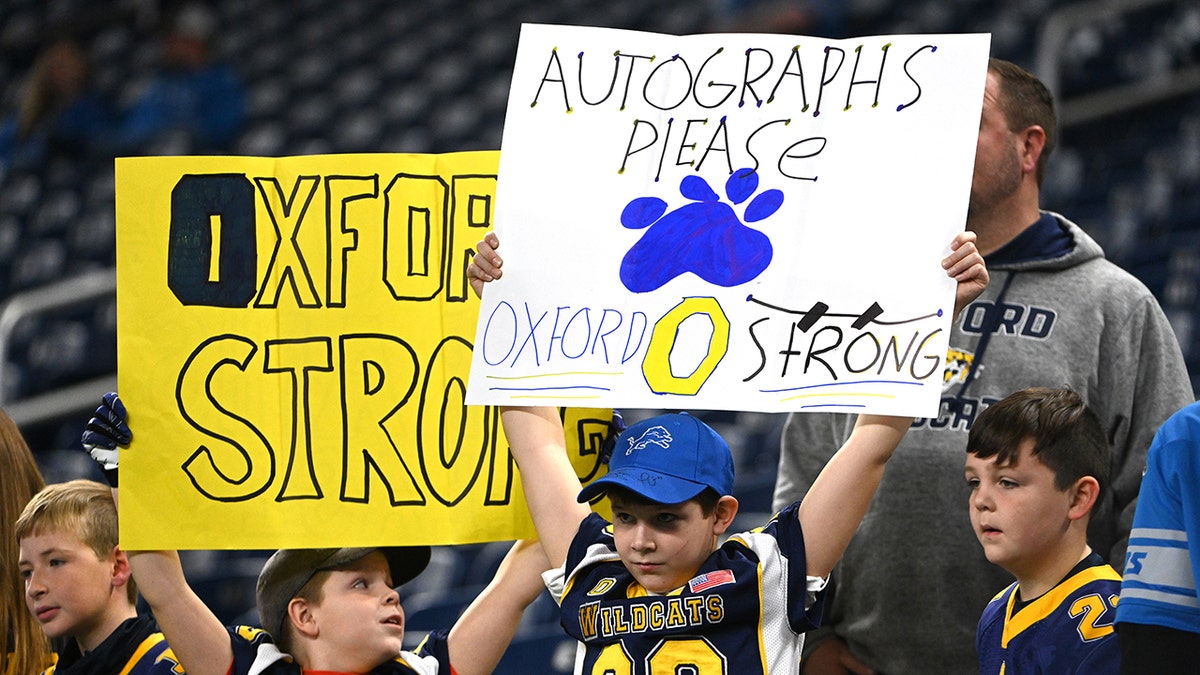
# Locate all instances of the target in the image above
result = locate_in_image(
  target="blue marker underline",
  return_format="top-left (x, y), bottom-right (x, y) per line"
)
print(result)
top-left (761, 379), bottom-right (924, 394)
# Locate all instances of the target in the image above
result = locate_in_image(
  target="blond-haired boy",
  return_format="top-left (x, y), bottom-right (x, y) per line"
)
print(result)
top-left (16, 479), bottom-right (179, 675)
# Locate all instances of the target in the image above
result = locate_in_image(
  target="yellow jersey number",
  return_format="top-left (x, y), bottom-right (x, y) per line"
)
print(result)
top-left (593, 637), bottom-right (729, 674)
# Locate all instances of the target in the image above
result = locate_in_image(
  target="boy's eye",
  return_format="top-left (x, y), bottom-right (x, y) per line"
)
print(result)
top-left (655, 513), bottom-right (678, 525)
top-left (999, 479), bottom-right (1019, 489)
top-left (48, 558), bottom-right (65, 567)
top-left (965, 478), bottom-right (979, 489)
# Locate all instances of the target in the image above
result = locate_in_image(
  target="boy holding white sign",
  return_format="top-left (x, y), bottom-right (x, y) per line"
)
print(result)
top-left (78, 394), bottom-right (553, 675)
top-left (467, 230), bottom-right (987, 673)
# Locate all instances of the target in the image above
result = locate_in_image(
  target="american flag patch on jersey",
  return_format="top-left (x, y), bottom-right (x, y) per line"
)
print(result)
top-left (688, 569), bottom-right (735, 593)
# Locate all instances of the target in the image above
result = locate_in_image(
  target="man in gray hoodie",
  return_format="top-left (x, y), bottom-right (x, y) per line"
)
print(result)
top-left (773, 58), bottom-right (1193, 675)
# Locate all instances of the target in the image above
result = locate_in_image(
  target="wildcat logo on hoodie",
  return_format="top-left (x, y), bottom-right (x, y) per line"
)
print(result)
top-left (942, 347), bottom-right (977, 392)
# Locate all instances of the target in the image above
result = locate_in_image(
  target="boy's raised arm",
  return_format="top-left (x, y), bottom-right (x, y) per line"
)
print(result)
top-left (468, 248), bottom-right (593, 568)
top-left (124, 547), bottom-right (235, 675)
top-left (498, 407), bottom-right (593, 569)
top-left (796, 414), bottom-right (912, 579)
top-left (446, 539), bottom-right (551, 675)
top-left (84, 395), bottom-right (234, 675)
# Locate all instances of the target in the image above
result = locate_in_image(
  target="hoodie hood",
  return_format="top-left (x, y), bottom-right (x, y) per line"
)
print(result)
top-left (985, 211), bottom-right (1104, 272)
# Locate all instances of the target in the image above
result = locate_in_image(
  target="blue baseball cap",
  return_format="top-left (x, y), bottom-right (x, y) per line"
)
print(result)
top-left (576, 412), bottom-right (734, 504)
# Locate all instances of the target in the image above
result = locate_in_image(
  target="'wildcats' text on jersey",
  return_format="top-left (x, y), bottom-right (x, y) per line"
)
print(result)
top-left (545, 502), bottom-right (825, 675)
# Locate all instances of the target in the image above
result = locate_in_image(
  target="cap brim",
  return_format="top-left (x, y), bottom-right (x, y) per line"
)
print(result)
top-left (380, 546), bottom-right (430, 587)
top-left (325, 546), bottom-right (430, 587)
top-left (577, 468), bottom-right (708, 504)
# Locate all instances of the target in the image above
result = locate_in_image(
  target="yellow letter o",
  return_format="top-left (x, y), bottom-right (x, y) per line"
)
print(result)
top-left (642, 297), bottom-right (729, 395)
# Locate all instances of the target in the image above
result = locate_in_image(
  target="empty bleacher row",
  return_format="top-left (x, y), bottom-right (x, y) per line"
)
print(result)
top-left (2, 0), bottom-right (1199, 671)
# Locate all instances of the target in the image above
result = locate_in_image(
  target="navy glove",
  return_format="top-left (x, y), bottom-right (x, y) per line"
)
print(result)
top-left (80, 392), bottom-right (131, 487)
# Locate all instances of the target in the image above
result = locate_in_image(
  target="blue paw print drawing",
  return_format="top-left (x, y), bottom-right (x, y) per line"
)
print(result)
top-left (619, 168), bottom-right (783, 293)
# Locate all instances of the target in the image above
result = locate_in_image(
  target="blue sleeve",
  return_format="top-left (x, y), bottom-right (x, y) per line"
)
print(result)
top-left (1118, 411), bottom-right (1200, 631)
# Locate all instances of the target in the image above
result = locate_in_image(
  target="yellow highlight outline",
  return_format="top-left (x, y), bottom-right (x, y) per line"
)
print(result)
top-left (486, 371), bottom-right (622, 380)
top-left (642, 296), bottom-right (729, 395)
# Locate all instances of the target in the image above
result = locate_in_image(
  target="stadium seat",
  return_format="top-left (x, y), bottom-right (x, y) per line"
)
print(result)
top-left (495, 624), bottom-right (578, 674)
top-left (401, 584), bottom-right (485, 649)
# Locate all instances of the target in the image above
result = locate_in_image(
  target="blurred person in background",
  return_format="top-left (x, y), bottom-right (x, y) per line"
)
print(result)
top-left (709, 0), bottom-right (847, 37)
top-left (112, 2), bottom-right (245, 155)
top-left (0, 37), bottom-right (114, 173)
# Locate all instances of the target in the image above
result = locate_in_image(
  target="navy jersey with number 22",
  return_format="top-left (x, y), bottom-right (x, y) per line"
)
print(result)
top-left (976, 554), bottom-right (1120, 675)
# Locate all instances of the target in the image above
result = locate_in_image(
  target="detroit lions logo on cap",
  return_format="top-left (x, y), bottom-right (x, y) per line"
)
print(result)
top-left (625, 425), bottom-right (672, 454)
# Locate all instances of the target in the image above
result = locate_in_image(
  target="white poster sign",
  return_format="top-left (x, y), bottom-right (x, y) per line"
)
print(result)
top-left (469, 25), bottom-right (990, 416)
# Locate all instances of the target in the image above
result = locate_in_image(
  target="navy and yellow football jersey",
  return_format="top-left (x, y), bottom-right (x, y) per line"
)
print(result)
top-left (976, 553), bottom-right (1121, 675)
top-left (43, 616), bottom-right (181, 675)
top-left (227, 624), bottom-right (451, 675)
top-left (545, 502), bottom-right (824, 675)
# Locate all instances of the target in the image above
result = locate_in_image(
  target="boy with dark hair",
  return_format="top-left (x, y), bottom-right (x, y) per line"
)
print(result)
top-left (966, 387), bottom-right (1121, 674)
top-left (79, 394), bottom-right (552, 675)
top-left (468, 229), bottom-right (988, 672)
top-left (16, 479), bottom-right (180, 675)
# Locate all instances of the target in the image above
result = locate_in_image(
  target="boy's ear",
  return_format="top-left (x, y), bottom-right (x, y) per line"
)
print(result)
top-left (711, 495), bottom-right (739, 535)
top-left (1066, 476), bottom-right (1100, 522)
top-left (110, 546), bottom-right (133, 588)
top-left (288, 598), bottom-right (319, 639)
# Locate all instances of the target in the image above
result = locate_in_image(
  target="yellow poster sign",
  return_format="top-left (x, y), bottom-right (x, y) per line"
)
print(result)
top-left (115, 152), bottom-right (609, 550)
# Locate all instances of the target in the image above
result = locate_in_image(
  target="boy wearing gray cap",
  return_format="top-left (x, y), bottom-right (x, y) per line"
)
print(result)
top-left (79, 394), bottom-right (549, 675)
top-left (131, 540), bottom-right (544, 675)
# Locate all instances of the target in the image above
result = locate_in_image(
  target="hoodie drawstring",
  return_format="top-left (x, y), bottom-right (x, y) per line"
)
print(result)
top-left (947, 270), bottom-right (1017, 414)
